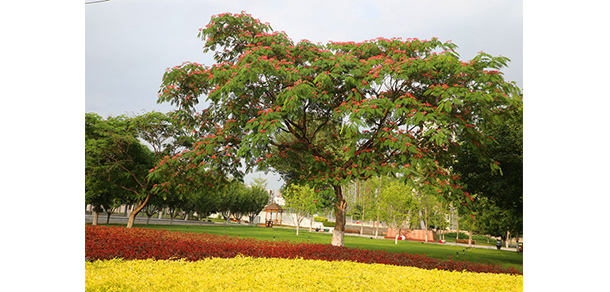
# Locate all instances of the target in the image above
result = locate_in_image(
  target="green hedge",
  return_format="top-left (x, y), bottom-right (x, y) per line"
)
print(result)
top-left (314, 216), bottom-right (328, 223)
top-left (322, 221), bottom-right (336, 227)
top-left (443, 233), bottom-right (494, 243)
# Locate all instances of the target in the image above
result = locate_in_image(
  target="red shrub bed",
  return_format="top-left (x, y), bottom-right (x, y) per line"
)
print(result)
top-left (85, 224), bottom-right (521, 275)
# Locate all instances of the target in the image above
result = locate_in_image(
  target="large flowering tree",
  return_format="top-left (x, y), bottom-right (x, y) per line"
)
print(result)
top-left (153, 11), bottom-right (521, 246)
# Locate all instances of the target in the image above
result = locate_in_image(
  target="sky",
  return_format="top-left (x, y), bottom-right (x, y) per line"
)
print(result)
top-left (86, 0), bottom-right (523, 191)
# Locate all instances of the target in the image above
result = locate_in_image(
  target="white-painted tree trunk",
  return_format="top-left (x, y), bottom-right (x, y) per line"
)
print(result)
top-left (92, 211), bottom-right (99, 226)
top-left (331, 229), bottom-right (344, 246)
top-left (309, 214), bottom-right (313, 233)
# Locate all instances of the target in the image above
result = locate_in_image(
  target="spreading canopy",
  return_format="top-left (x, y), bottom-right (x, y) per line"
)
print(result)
top-left (154, 11), bottom-right (521, 219)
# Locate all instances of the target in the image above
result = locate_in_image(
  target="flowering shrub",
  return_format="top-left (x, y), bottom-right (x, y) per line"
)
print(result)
top-left (86, 257), bottom-right (523, 291)
top-left (85, 225), bottom-right (522, 275)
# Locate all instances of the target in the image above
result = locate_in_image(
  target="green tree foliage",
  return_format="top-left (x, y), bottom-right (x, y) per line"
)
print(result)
top-left (132, 111), bottom-right (191, 161)
top-left (86, 111), bottom-right (192, 228)
top-left (85, 113), bottom-right (156, 228)
top-left (377, 177), bottom-right (418, 244)
top-left (217, 181), bottom-right (240, 224)
top-left (282, 184), bottom-right (321, 235)
top-left (244, 185), bottom-right (270, 226)
top-left (215, 180), bottom-right (269, 225)
top-left (192, 189), bottom-right (222, 222)
top-left (453, 98), bottom-right (523, 237)
top-left (154, 11), bottom-right (520, 246)
top-left (143, 193), bottom-right (166, 224)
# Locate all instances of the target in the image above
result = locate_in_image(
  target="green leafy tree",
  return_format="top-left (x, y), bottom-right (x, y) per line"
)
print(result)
top-left (218, 181), bottom-right (269, 225)
top-left (453, 98), bottom-right (523, 238)
top-left (251, 175), bottom-right (268, 190)
top-left (378, 177), bottom-right (418, 244)
top-left (161, 188), bottom-right (184, 225)
top-left (243, 185), bottom-right (270, 226)
top-left (353, 175), bottom-right (393, 238)
top-left (85, 113), bottom-right (156, 228)
top-left (426, 194), bottom-right (452, 241)
top-left (86, 111), bottom-right (193, 228)
top-left (283, 184), bottom-right (321, 235)
top-left (86, 113), bottom-right (124, 225)
top-left (217, 182), bottom-right (237, 225)
top-left (132, 111), bottom-right (191, 160)
top-left (192, 188), bottom-right (222, 223)
top-left (155, 11), bottom-right (520, 246)
top-left (142, 193), bottom-right (165, 224)
top-left (85, 175), bottom-right (130, 225)
top-left (227, 181), bottom-right (250, 224)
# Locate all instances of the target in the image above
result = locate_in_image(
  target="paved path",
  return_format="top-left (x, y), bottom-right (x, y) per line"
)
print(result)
top-left (85, 213), bottom-right (216, 226)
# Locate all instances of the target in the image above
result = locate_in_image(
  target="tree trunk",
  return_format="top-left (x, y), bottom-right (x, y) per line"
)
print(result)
top-left (361, 204), bottom-right (365, 235)
top-left (375, 217), bottom-right (379, 239)
top-left (91, 203), bottom-right (101, 226)
top-left (506, 230), bottom-right (510, 248)
top-left (106, 212), bottom-right (112, 224)
top-left (375, 175), bottom-right (381, 239)
top-left (126, 192), bottom-right (152, 228)
top-left (92, 211), bottom-right (99, 226)
top-left (92, 207), bottom-right (99, 226)
top-left (357, 180), bottom-right (364, 235)
top-left (424, 203), bottom-right (428, 243)
top-left (331, 185), bottom-right (346, 247)
top-left (296, 215), bottom-right (300, 236)
top-left (395, 227), bottom-right (402, 244)
top-left (309, 214), bottom-right (313, 233)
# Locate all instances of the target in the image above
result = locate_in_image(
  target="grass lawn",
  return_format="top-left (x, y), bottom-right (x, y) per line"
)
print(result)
top-left (120, 223), bottom-right (522, 272)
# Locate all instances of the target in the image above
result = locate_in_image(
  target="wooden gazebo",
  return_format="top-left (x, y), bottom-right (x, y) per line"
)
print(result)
top-left (263, 203), bottom-right (283, 227)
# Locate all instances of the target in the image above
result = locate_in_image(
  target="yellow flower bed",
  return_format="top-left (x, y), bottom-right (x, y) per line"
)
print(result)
top-left (85, 257), bottom-right (522, 292)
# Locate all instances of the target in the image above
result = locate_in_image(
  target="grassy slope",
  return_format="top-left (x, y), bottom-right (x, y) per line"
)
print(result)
top-left (121, 223), bottom-right (523, 272)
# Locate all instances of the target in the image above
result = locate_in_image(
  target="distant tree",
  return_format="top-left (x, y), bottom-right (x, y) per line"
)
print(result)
top-left (457, 204), bottom-right (478, 247)
top-left (101, 198), bottom-right (124, 224)
top-left (155, 11), bottom-right (520, 246)
top-left (426, 194), bottom-right (451, 241)
top-left (85, 181), bottom-right (128, 225)
top-left (470, 196), bottom-right (520, 245)
top-left (162, 189), bottom-right (184, 226)
top-left (244, 185), bottom-right (270, 226)
top-left (142, 194), bottom-right (165, 225)
top-left (282, 184), bottom-right (320, 235)
top-left (192, 189), bottom-right (222, 223)
top-left (378, 177), bottom-right (418, 244)
top-left (251, 175), bottom-right (268, 189)
top-left (217, 182), bottom-right (237, 225)
top-left (132, 111), bottom-right (191, 160)
top-left (226, 181), bottom-right (250, 224)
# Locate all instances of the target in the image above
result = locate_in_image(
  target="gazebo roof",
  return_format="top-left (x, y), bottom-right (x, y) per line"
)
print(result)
top-left (263, 203), bottom-right (283, 211)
